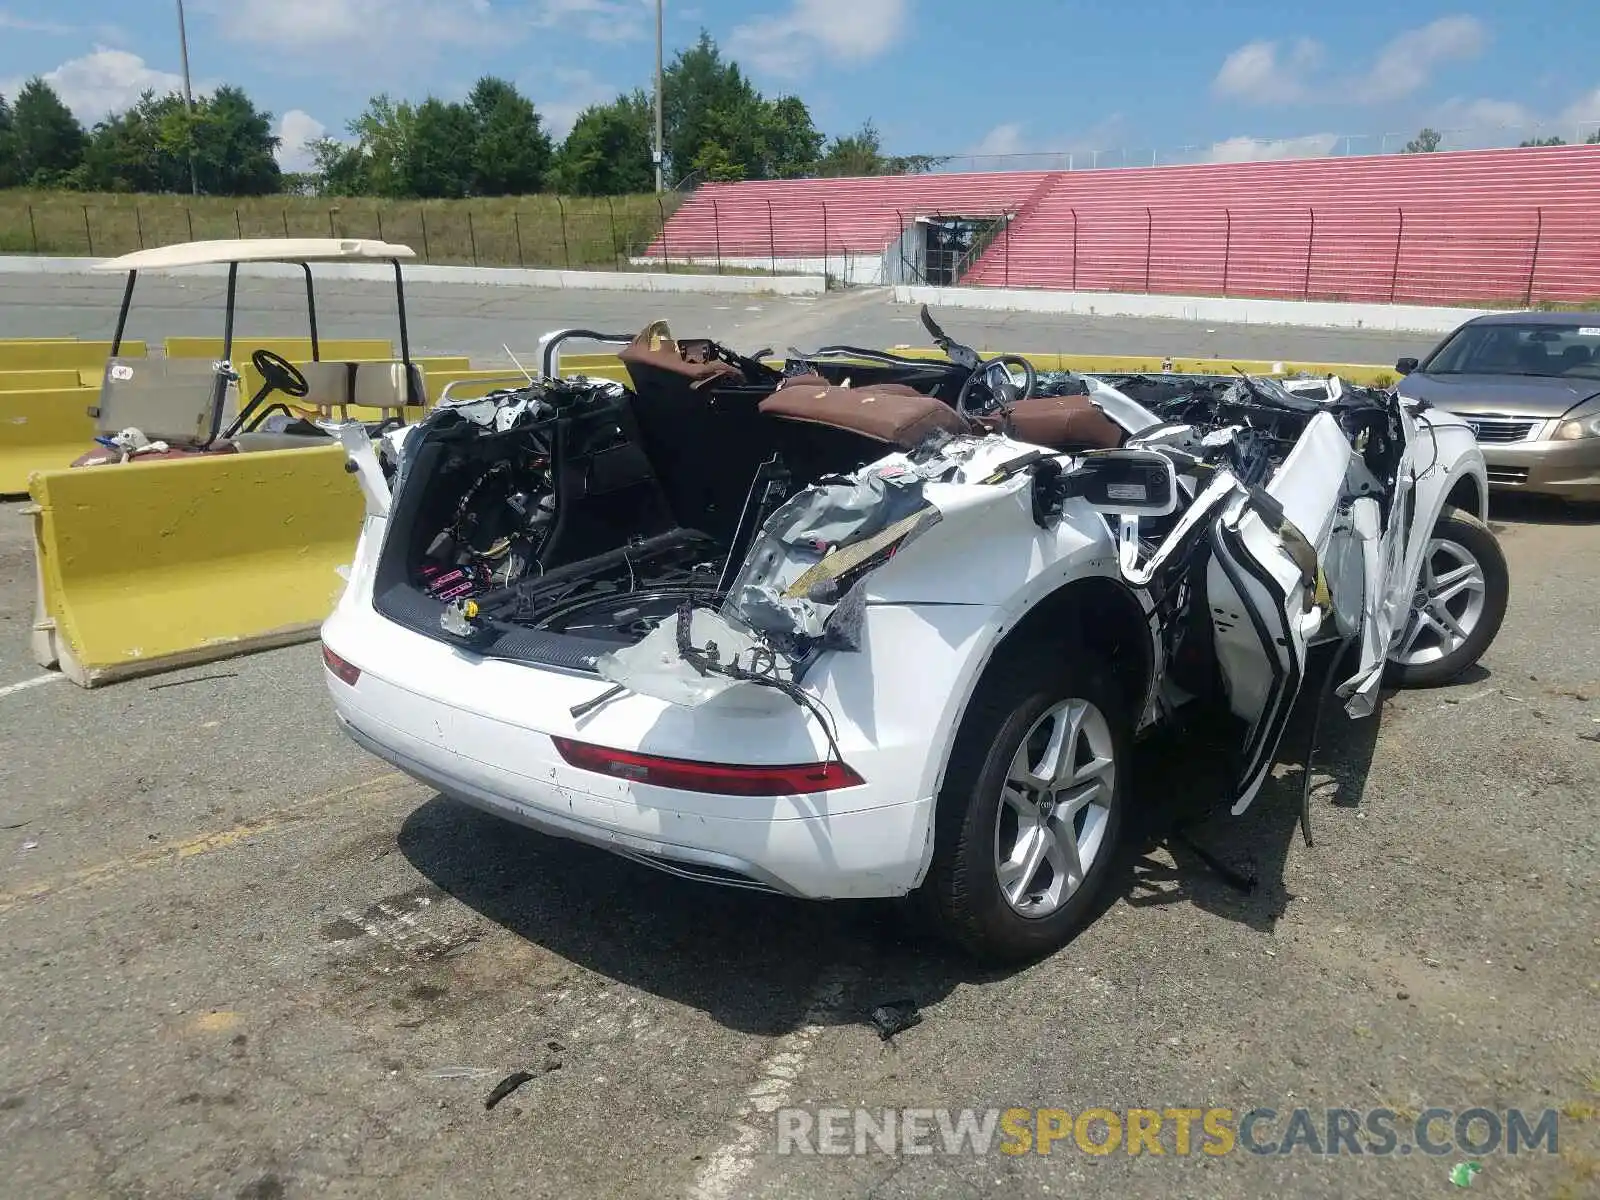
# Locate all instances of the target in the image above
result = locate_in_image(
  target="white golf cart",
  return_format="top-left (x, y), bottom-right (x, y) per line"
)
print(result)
top-left (75, 238), bottom-right (425, 466)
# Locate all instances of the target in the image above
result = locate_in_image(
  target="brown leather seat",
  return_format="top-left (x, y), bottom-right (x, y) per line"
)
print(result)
top-left (758, 378), bottom-right (969, 450)
top-left (617, 321), bottom-right (744, 388)
top-left (981, 394), bottom-right (1124, 452)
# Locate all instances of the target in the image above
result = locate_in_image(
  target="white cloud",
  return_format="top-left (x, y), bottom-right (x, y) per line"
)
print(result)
top-left (275, 110), bottom-right (327, 172)
top-left (528, 0), bottom-right (651, 42)
top-left (964, 116), bottom-right (1129, 161)
top-left (1205, 133), bottom-right (1341, 163)
top-left (1212, 38), bottom-right (1321, 103)
top-left (1559, 87), bottom-right (1600, 126)
top-left (200, 0), bottom-right (500, 57)
top-left (531, 66), bottom-right (618, 139)
top-left (21, 48), bottom-right (189, 122)
top-left (730, 0), bottom-right (909, 77)
top-left (1213, 16), bottom-right (1487, 107)
top-left (0, 10), bottom-right (78, 34)
top-left (1358, 15), bottom-right (1487, 103)
top-left (1430, 96), bottom-right (1537, 129)
top-left (970, 123), bottom-right (1026, 157)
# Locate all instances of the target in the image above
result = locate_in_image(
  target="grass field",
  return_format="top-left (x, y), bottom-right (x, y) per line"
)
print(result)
top-left (0, 191), bottom-right (684, 269)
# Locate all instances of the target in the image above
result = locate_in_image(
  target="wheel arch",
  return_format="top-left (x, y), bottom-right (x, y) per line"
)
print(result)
top-left (927, 574), bottom-right (1155, 808)
top-left (1444, 471), bottom-right (1486, 524)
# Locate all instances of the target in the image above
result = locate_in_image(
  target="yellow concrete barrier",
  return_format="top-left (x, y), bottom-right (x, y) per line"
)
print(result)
top-left (555, 354), bottom-right (632, 386)
top-left (28, 445), bottom-right (362, 687)
top-left (424, 368), bottom-right (544, 402)
top-left (0, 369), bottom-right (88, 392)
top-left (0, 340), bottom-right (147, 372)
top-left (163, 337), bottom-right (397, 361)
top-left (0, 387), bottom-right (97, 494)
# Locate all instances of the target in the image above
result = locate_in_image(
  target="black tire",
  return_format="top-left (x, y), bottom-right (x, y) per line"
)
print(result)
top-left (1386, 504), bottom-right (1509, 688)
top-left (916, 654), bottom-right (1130, 964)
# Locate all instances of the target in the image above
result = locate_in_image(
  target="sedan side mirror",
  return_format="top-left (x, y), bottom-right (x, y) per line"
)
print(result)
top-left (1395, 357), bottom-right (1419, 375)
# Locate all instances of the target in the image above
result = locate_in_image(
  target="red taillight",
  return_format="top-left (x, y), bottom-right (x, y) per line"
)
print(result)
top-left (551, 737), bottom-right (863, 796)
top-left (322, 644), bottom-right (361, 686)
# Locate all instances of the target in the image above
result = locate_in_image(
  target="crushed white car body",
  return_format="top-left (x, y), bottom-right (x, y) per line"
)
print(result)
top-left (321, 317), bottom-right (1508, 961)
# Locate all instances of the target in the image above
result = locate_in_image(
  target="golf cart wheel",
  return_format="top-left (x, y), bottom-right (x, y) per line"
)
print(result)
top-left (1386, 505), bottom-right (1509, 688)
top-left (918, 656), bottom-right (1129, 964)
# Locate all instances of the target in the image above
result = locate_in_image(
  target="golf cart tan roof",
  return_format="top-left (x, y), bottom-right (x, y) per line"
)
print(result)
top-left (94, 238), bottom-right (418, 272)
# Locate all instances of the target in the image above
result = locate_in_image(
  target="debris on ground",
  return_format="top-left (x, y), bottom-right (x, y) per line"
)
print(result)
top-left (1450, 1161), bottom-right (1483, 1187)
top-left (484, 1071), bottom-right (536, 1110)
top-left (869, 999), bottom-right (923, 1041)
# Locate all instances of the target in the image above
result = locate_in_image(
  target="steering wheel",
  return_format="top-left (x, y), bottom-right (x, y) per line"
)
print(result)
top-left (956, 354), bottom-right (1037, 421)
top-left (252, 348), bottom-right (310, 399)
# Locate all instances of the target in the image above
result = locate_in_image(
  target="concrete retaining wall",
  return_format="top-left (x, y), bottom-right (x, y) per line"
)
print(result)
top-left (0, 255), bottom-right (826, 296)
top-left (630, 254), bottom-right (886, 286)
top-left (894, 285), bottom-right (1492, 334)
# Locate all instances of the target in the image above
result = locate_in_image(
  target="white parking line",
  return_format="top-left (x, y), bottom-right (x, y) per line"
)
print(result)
top-left (0, 674), bottom-right (63, 700)
top-left (690, 966), bottom-right (854, 1200)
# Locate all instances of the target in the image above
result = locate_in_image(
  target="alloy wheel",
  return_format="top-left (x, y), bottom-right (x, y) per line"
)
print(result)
top-left (1395, 537), bottom-right (1489, 667)
top-left (993, 697), bottom-right (1116, 918)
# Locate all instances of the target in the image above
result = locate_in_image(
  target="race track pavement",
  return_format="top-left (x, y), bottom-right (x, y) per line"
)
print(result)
top-left (0, 273), bottom-right (1436, 367)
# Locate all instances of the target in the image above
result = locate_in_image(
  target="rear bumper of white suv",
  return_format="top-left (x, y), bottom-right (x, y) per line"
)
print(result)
top-left (321, 601), bottom-right (939, 900)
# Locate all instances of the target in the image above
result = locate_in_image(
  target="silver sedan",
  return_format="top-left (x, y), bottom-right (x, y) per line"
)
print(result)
top-left (1396, 311), bottom-right (1600, 503)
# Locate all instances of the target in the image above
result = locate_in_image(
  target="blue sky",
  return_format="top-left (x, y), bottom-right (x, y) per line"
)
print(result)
top-left (2, 2), bottom-right (1598, 171)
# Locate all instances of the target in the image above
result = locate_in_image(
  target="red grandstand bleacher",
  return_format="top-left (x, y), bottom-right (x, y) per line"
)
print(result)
top-left (649, 144), bottom-right (1600, 305)
top-left (647, 172), bottom-right (1055, 261)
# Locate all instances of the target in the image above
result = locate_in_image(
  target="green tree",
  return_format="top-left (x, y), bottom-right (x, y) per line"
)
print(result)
top-left (1402, 127), bottom-right (1442, 153)
top-left (759, 95), bottom-right (825, 179)
top-left (552, 91), bottom-right (654, 195)
top-left (1519, 135), bottom-right (1565, 147)
top-left (348, 95), bottom-right (416, 198)
top-left (78, 86), bottom-right (280, 195)
top-left (11, 77), bottom-right (86, 185)
top-left (663, 31), bottom-right (759, 182)
top-left (191, 85), bottom-right (281, 194)
top-left (661, 33), bottom-right (827, 182)
top-left (1588, 129), bottom-right (1600, 145)
top-left (814, 119), bottom-right (944, 177)
top-left (467, 76), bottom-right (552, 195)
top-left (80, 90), bottom-right (190, 192)
top-left (307, 136), bottom-right (370, 196)
top-left (403, 97), bottom-right (477, 198)
top-left (0, 92), bottom-right (21, 188)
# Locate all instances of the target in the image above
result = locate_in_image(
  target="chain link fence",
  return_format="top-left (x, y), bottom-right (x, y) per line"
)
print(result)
top-left (0, 195), bottom-right (698, 271)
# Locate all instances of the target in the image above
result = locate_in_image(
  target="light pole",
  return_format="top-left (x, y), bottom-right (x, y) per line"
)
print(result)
top-left (175, 0), bottom-right (198, 195)
top-left (653, 0), bottom-right (664, 192)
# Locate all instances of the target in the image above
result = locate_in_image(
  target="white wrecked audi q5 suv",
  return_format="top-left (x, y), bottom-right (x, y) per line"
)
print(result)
top-left (321, 312), bottom-right (1507, 961)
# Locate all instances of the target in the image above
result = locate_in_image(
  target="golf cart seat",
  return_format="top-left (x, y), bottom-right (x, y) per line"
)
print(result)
top-left (89, 356), bottom-right (238, 448)
top-left (231, 360), bottom-right (424, 452)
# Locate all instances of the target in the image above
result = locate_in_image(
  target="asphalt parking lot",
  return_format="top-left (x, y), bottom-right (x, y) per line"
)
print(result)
top-left (1, 283), bottom-right (1596, 1199)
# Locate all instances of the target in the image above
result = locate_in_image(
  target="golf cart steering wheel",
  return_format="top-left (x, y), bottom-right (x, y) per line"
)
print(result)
top-left (252, 349), bottom-right (310, 399)
top-left (956, 354), bottom-right (1037, 420)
